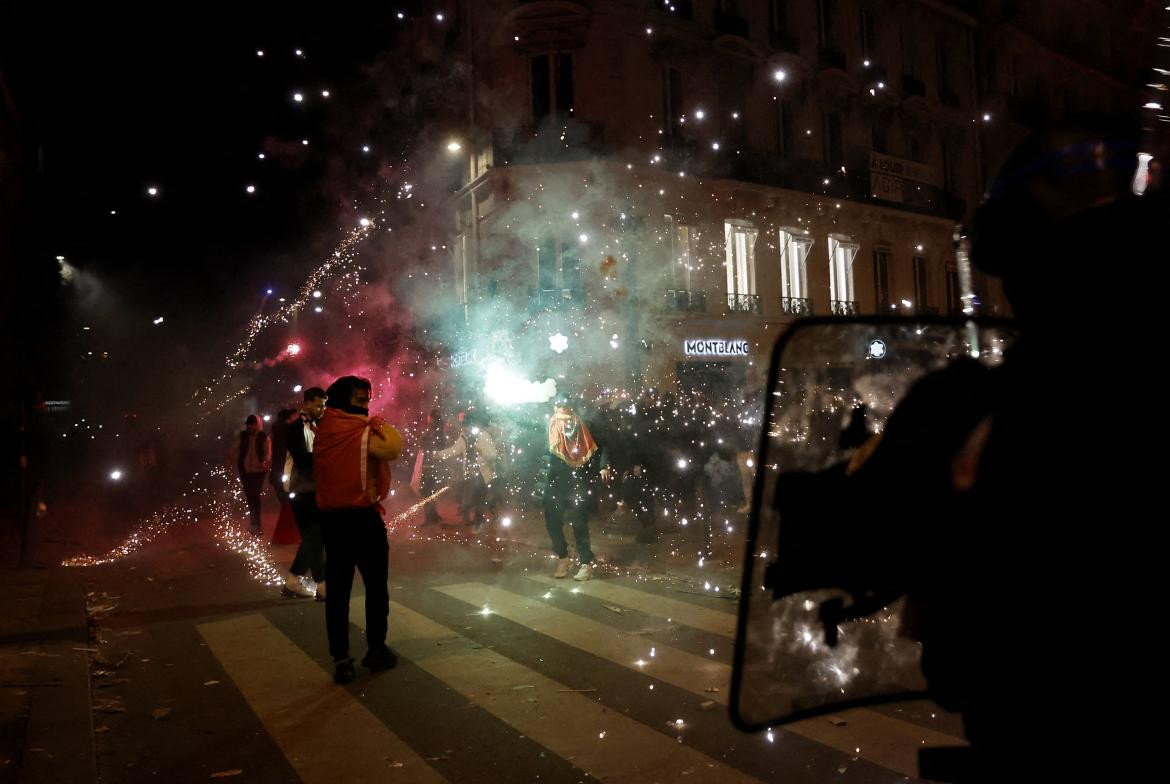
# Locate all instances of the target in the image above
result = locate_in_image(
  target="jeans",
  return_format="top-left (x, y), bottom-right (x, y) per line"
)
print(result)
top-left (544, 498), bottom-right (594, 564)
top-left (240, 472), bottom-right (266, 531)
top-left (289, 492), bottom-right (325, 582)
top-left (321, 507), bottom-right (389, 662)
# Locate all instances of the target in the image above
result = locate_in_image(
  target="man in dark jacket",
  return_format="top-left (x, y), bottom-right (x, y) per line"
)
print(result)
top-left (282, 387), bottom-right (326, 600)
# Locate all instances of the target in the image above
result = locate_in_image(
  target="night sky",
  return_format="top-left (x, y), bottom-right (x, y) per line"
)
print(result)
top-left (2, 2), bottom-right (432, 407)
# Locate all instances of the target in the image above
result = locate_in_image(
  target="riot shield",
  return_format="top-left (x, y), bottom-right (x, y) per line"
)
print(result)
top-left (730, 316), bottom-right (1016, 731)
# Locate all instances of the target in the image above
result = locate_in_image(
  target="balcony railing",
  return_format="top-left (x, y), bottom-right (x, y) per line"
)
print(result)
top-left (818, 47), bottom-right (847, 70)
top-left (780, 296), bottom-right (812, 317)
top-left (902, 74), bottom-right (926, 98)
top-left (491, 120), bottom-right (606, 167)
top-left (726, 293), bottom-right (763, 314)
top-left (769, 30), bottom-right (799, 53)
top-left (830, 299), bottom-right (858, 316)
top-left (713, 10), bottom-right (749, 37)
top-left (663, 289), bottom-right (707, 313)
top-left (533, 288), bottom-right (586, 311)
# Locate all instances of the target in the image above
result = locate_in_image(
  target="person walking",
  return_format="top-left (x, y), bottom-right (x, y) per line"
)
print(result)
top-left (282, 387), bottom-right (327, 600)
top-left (540, 394), bottom-right (610, 581)
top-left (236, 415), bottom-right (270, 535)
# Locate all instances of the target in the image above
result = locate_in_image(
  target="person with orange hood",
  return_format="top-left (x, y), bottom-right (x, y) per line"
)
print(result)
top-left (313, 375), bottom-right (404, 685)
top-left (540, 393), bottom-right (611, 581)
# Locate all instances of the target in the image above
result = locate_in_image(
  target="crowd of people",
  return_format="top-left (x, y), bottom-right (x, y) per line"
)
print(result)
top-left (229, 373), bottom-right (768, 683)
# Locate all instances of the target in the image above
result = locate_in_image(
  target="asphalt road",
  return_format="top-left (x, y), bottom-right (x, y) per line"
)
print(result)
top-left (70, 505), bottom-right (964, 783)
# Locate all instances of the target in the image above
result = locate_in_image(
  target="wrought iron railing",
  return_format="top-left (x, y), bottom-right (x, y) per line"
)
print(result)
top-left (714, 9), bottom-right (749, 37)
top-left (818, 47), bottom-right (847, 70)
top-left (663, 289), bottom-right (707, 313)
top-left (902, 74), bottom-right (926, 98)
top-left (726, 293), bottom-right (763, 314)
top-left (780, 297), bottom-right (812, 316)
top-left (534, 288), bottom-right (586, 311)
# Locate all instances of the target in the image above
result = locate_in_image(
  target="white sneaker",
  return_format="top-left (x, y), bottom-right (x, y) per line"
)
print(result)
top-left (282, 572), bottom-right (314, 598)
top-left (553, 557), bottom-right (572, 578)
top-left (573, 563), bottom-right (594, 581)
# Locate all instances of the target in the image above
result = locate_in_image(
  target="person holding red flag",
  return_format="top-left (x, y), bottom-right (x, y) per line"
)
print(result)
top-left (313, 376), bottom-right (404, 685)
top-left (541, 393), bottom-right (611, 581)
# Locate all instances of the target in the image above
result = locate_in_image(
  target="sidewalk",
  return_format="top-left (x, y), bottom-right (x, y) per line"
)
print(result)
top-left (0, 569), bottom-right (97, 784)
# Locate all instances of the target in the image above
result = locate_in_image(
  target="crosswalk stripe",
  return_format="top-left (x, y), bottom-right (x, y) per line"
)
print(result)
top-left (197, 614), bottom-right (446, 784)
top-left (436, 582), bottom-right (730, 702)
top-left (350, 601), bottom-right (765, 783)
top-left (431, 582), bottom-right (962, 778)
top-left (526, 574), bottom-right (738, 638)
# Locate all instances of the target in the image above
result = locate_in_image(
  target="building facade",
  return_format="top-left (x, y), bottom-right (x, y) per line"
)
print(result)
top-left (436, 0), bottom-right (1157, 395)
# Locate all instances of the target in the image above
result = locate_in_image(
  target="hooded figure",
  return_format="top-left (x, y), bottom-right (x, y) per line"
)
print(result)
top-left (540, 393), bottom-right (609, 581)
top-left (311, 375), bottom-right (404, 686)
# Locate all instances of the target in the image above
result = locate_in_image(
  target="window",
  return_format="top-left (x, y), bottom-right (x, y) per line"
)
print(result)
top-left (823, 110), bottom-right (844, 168)
top-left (872, 121), bottom-right (888, 154)
top-left (769, 0), bottom-right (790, 37)
top-left (777, 99), bottom-right (795, 157)
top-left (779, 229), bottom-right (813, 300)
top-left (816, 0), bottom-right (836, 47)
top-left (828, 236), bottom-right (859, 305)
top-left (936, 38), bottom-right (955, 100)
top-left (913, 255), bottom-right (929, 311)
top-left (531, 53), bottom-right (574, 126)
top-left (901, 25), bottom-right (919, 78)
top-left (860, 8), bottom-right (877, 60)
top-left (662, 67), bottom-right (684, 137)
top-left (538, 237), bottom-right (582, 293)
top-left (945, 262), bottom-right (961, 314)
top-left (908, 132), bottom-right (924, 163)
top-left (942, 140), bottom-right (961, 194)
top-left (561, 235), bottom-right (581, 290)
top-left (537, 237), bottom-right (558, 290)
top-left (982, 47), bottom-right (998, 93)
top-left (725, 220), bottom-right (759, 300)
top-left (531, 56), bottom-right (550, 125)
top-left (666, 215), bottom-right (694, 290)
top-left (872, 248), bottom-right (890, 309)
top-left (453, 233), bottom-right (469, 305)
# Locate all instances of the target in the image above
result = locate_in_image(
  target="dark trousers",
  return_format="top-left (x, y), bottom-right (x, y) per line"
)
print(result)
top-left (289, 492), bottom-right (325, 582)
top-left (544, 499), bottom-right (594, 564)
top-left (321, 507), bottom-right (389, 662)
top-left (240, 472), bottom-right (266, 530)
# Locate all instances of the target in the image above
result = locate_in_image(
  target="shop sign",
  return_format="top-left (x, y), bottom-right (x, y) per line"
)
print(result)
top-left (683, 338), bottom-right (750, 357)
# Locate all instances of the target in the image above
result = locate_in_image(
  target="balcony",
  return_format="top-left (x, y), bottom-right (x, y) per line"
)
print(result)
top-left (818, 47), bottom-right (847, 71)
top-left (532, 288), bottom-right (586, 311)
top-left (491, 120), bottom-right (606, 167)
top-left (780, 297), bottom-right (812, 317)
top-left (769, 30), bottom-right (799, 54)
top-left (726, 293), bottom-right (763, 315)
top-left (902, 74), bottom-right (926, 98)
top-left (663, 288), bottom-right (706, 313)
top-left (830, 300), bottom-right (858, 316)
top-left (713, 10), bottom-right (749, 38)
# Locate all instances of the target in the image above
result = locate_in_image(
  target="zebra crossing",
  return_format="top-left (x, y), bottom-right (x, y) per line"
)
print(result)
top-left (196, 571), bottom-right (965, 783)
